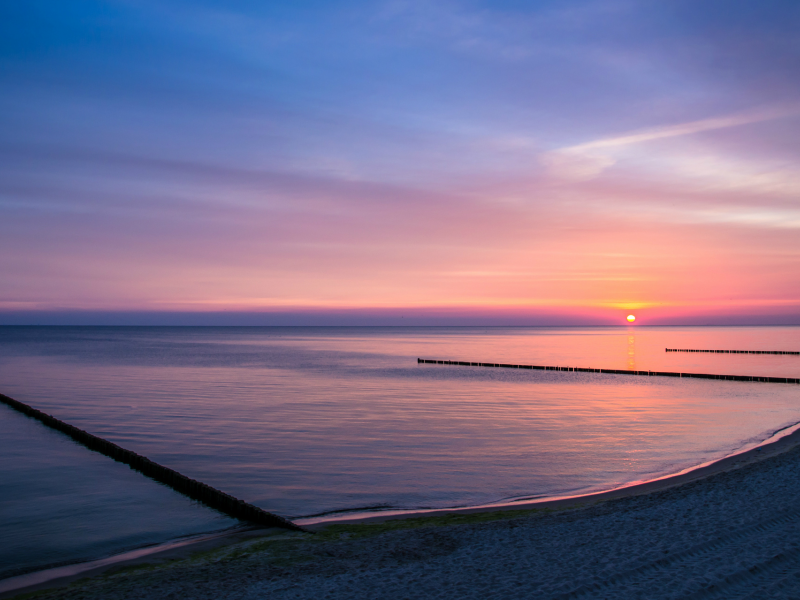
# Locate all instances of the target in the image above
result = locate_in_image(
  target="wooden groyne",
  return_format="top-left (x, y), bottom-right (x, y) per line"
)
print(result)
top-left (666, 348), bottom-right (799, 355)
top-left (0, 393), bottom-right (306, 532)
top-left (417, 359), bottom-right (800, 384)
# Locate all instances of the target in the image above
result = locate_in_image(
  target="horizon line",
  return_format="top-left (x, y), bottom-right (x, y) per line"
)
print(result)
top-left (1, 309), bottom-right (798, 327)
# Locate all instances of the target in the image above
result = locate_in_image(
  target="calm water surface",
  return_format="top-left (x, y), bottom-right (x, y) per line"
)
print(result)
top-left (1, 326), bottom-right (798, 578)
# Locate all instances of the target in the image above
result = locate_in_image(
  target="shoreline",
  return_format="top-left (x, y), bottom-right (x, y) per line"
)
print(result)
top-left (5, 421), bottom-right (800, 598)
top-left (298, 419), bottom-right (800, 527)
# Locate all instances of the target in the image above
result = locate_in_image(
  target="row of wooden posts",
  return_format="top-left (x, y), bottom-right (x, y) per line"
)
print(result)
top-left (417, 359), bottom-right (800, 384)
top-left (665, 348), bottom-right (799, 355)
top-left (0, 393), bottom-right (306, 532)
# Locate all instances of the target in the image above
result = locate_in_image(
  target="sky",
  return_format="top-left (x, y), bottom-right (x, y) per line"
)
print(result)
top-left (1, 0), bottom-right (799, 325)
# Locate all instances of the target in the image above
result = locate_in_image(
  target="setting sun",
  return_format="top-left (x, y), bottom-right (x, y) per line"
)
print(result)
top-left (627, 315), bottom-right (636, 323)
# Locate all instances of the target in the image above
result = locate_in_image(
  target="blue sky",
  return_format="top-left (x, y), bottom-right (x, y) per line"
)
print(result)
top-left (2, 1), bottom-right (799, 325)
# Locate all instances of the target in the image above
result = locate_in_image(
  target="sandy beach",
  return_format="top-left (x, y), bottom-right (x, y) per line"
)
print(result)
top-left (5, 425), bottom-right (800, 600)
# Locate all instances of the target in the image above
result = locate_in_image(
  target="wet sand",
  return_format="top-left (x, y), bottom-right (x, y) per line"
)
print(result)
top-left (5, 426), bottom-right (800, 599)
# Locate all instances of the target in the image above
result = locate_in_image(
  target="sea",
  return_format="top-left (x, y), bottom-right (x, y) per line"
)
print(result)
top-left (1, 325), bottom-right (799, 580)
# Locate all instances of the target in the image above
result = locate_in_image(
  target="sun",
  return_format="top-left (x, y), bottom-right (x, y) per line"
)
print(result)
top-left (626, 314), bottom-right (636, 323)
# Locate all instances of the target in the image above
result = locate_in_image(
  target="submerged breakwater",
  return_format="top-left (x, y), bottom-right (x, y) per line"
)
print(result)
top-left (0, 393), bottom-right (305, 532)
top-left (418, 359), bottom-right (800, 384)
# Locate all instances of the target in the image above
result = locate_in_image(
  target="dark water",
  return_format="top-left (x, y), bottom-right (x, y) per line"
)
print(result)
top-left (0, 405), bottom-right (236, 580)
top-left (0, 326), bottom-right (798, 579)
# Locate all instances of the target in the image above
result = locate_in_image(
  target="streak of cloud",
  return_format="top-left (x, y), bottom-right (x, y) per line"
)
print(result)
top-left (543, 105), bottom-right (800, 180)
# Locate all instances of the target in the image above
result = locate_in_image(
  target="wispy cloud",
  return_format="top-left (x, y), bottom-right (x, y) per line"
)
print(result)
top-left (543, 105), bottom-right (800, 180)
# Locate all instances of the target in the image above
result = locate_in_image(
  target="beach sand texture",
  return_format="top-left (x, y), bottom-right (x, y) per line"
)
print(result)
top-left (10, 436), bottom-right (800, 600)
